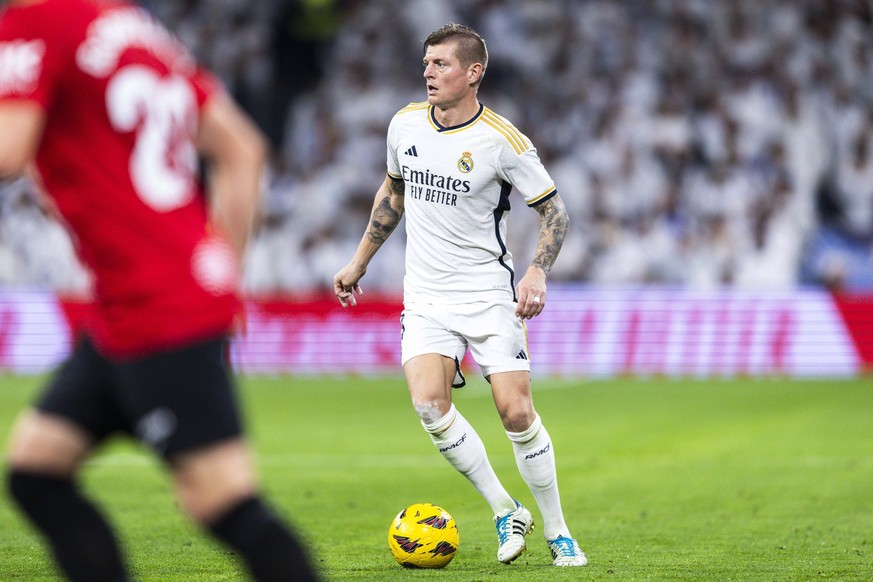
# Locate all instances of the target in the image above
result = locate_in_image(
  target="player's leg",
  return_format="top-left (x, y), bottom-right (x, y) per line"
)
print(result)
top-left (467, 300), bottom-right (583, 565)
top-left (403, 353), bottom-right (517, 517)
top-left (5, 340), bottom-right (130, 581)
top-left (168, 438), bottom-right (317, 581)
top-left (402, 306), bottom-right (517, 519)
top-left (117, 337), bottom-right (318, 581)
top-left (490, 370), bottom-right (564, 531)
top-left (490, 370), bottom-right (587, 566)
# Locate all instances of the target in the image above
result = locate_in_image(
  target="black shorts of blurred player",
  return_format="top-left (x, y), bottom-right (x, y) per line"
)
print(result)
top-left (38, 337), bottom-right (242, 459)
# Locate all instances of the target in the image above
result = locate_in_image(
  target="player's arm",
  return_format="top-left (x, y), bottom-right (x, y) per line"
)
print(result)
top-left (0, 101), bottom-right (45, 178)
top-left (333, 175), bottom-right (405, 308)
top-left (515, 193), bottom-right (569, 320)
top-left (195, 92), bottom-right (267, 261)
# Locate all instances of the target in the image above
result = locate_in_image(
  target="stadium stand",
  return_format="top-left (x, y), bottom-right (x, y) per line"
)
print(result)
top-left (1, 0), bottom-right (871, 294)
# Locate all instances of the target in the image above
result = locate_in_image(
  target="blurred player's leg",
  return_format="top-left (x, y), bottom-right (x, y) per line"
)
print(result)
top-left (6, 411), bottom-right (129, 581)
top-left (7, 471), bottom-right (129, 581)
top-left (171, 439), bottom-right (319, 581)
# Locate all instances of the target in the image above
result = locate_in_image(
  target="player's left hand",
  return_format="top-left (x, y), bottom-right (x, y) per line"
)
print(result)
top-left (515, 265), bottom-right (547, 320)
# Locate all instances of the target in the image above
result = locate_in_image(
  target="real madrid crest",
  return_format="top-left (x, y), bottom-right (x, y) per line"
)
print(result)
top-left (458, 151), bottom-right (474, 173)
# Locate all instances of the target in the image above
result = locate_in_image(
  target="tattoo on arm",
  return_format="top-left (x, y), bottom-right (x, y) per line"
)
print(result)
top-left (531, 196), bottom-right (569, 275)
top-left (366, 181), bottom-right (404, 245)
top-left (388, 177), bottom-right (405, 197)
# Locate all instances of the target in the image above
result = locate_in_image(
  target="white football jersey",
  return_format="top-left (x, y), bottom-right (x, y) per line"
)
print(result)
top-left (387, 102), bottom-right (556, 304)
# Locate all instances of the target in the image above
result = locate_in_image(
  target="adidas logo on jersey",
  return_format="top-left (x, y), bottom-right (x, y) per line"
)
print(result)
top-left (404, 145), bottom-right (419, 157)
top-left (516, 350), bottom-right (528, 360)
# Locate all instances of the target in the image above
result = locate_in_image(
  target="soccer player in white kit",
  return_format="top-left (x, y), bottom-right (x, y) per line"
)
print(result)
top-left (334, 23), bottom-right (586, 567)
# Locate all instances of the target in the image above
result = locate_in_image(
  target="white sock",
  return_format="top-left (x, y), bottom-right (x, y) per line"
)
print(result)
top-left (507, 415), bottom-right (570, 539)
top-left (422, 404), bottom-right (516, 516)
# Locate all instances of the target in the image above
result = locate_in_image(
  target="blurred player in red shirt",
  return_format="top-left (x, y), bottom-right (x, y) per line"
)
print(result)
top-left (0, 0), bottom-right (318, 580)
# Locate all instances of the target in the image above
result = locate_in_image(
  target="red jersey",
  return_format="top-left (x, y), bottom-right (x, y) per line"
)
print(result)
top-left (0, 0), bottom-right (242, 358)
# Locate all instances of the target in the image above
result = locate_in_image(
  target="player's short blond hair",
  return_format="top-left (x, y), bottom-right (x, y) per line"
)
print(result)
top-left (424, 23), bottom-right (488, 84)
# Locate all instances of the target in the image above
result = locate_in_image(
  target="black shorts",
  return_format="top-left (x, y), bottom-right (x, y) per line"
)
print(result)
top-left (37, 336), bottom-right (243, 460)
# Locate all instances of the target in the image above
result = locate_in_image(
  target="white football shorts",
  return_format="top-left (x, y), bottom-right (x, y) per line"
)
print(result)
top-left (400, 300), bottom-right (531, 381)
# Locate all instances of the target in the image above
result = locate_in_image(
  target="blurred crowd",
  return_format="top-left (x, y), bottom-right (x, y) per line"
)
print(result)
top-left (1, 0), bottom-right (872, 295)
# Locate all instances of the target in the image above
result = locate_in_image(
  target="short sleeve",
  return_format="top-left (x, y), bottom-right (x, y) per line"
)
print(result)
top-left (189, 66), bottom-right (225, 109)
top-left (502, 143), bottom-right (557, 207)
top-left (386, 114), bottom-right (401, 179)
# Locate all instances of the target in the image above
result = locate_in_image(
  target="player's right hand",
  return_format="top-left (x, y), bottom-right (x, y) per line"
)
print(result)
top-left (333, 266), bottom-right (364, 308)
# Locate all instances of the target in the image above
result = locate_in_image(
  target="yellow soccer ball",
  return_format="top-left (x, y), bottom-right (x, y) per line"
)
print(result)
top-left (388, 502), bottom-right (459, 568)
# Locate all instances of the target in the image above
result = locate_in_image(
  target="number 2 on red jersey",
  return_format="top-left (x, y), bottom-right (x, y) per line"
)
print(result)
top-left (106, 64), bottom-right (198, 212)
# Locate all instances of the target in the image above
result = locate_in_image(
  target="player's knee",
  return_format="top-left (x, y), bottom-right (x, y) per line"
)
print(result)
top-left (174, 467), bottom-right (257, 524)
top-left (170, 441), bottom-right (258, 524)
top-left (6, 411), bottom-right (91, 476)
top-left (499, 406), bottom-right (537, 434)
top-left (177, 481), bottom-right (256, 525)
top-left (412, 398), bottom-right (450, 425)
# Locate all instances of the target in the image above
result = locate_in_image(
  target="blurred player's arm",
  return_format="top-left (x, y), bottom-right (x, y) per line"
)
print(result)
top-left (0, 101), bottom-right (45, 178)
top-left (333, 175), bottom-right (405, 308)
top-left (196, 93), bottom-right (267, 261)
top-left (515, 193), bottom-right (569, 319)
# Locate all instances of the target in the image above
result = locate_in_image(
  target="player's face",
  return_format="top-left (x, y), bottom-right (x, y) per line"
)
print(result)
top-left (423, 41), bottom-right (473, 110)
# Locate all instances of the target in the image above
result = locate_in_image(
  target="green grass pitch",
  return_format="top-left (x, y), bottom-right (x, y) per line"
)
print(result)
top-left (1, 373), bottom-right (871, 581)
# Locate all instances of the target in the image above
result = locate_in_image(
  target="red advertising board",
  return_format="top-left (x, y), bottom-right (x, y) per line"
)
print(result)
top-left (0, 287), bottom-right (868, 376)
top-left (230, 287), bottom-right (869, 377)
